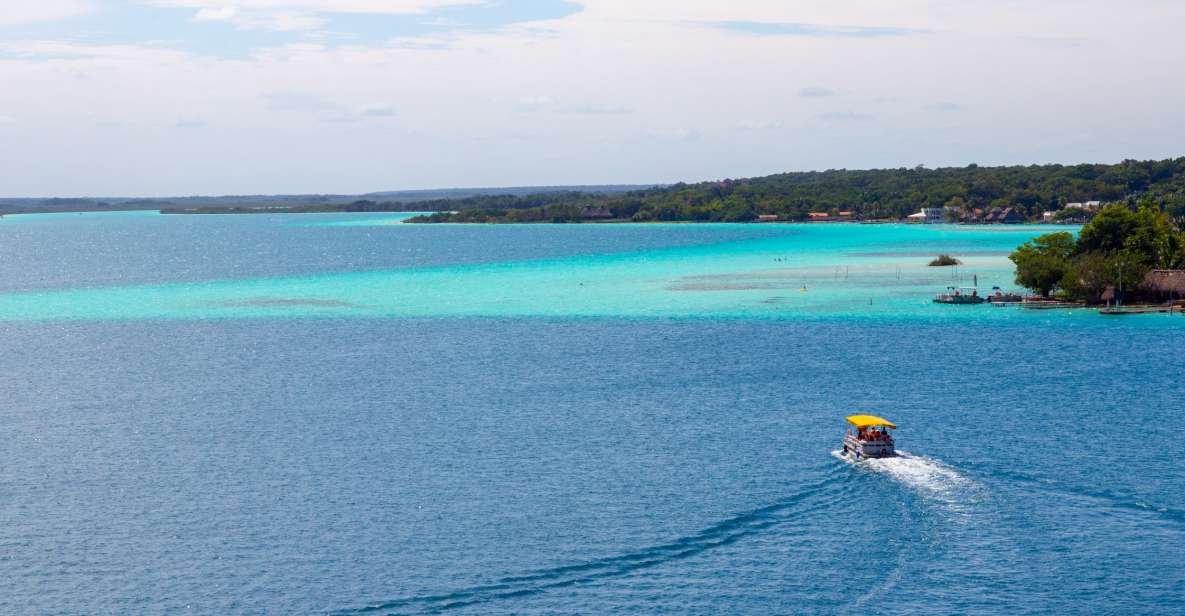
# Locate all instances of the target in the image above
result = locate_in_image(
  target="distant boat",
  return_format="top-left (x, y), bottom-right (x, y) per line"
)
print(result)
top-left (986, 286), bottom-right (1024, 304)
top-left (840, 415), bottom-right (897, 460)
top-left (933, 286), bottom-right (985, 304)
top-left (934, 274), bottom-right (986, 304)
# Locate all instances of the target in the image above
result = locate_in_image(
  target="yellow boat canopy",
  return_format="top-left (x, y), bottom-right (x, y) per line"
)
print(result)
top-left (846, 415), bottom-right (897, 429)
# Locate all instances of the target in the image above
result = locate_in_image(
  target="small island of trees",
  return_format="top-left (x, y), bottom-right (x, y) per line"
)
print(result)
top-left (1009, 202), bottom-right (1185, 303)
top-left (929, 254), bottom-right (961, 267)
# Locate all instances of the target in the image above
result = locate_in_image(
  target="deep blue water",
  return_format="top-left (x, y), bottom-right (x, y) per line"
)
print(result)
top-left (2, 214), bottom-right (1183, 614)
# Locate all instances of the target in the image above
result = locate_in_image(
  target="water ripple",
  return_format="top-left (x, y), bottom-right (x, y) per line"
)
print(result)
top-left (336, 473), bottom-right (848, 615)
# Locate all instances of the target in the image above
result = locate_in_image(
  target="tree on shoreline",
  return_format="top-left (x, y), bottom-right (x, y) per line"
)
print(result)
top-left (1010, 204), bottom-right (1185, 301)
top-left (1009, 232), bottom-right (1076, 297)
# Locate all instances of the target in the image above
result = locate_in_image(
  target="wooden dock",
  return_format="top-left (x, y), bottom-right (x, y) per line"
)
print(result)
top-left (1021, 300), bottom-right (1088, 310)
top-left (1098, 304), bottom-right (1178, 315)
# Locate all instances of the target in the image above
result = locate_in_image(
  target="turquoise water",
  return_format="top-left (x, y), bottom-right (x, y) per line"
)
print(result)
top-left (2, 213), bottom-right (1183, 614)
top-left (0, 215), bottom-right (1161, 324)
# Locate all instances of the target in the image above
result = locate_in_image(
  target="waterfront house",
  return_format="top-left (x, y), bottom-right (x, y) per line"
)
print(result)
top-left (580, 206), bottom-right (613, 219)
top-left (985, 207), bottom-right (1024, 224)
top-left (1066, 201), bottom-right (1102, 212)
top-left (1140, 270), bottom-right (1185, 301)
top-left (1046, 203), bottom-right (1091, 224)
top-left (908, 207), bottom-right (951, 223)
top-left (806, 210), bottom-right (855, 222)
top-left (757, 214), bottom-right (779, 222)
top-left (956, 207), bottom-right (984, 223)
top-left (921, 207), bottom-right (948, 223)
top-left (807, 211), bottom-right (854, 222)
top-left (1001, 208), bottom-right (1024, 223)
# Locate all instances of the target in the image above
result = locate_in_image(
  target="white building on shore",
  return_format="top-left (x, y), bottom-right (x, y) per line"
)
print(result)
top-left (908, 207), bottom-right (952, 223)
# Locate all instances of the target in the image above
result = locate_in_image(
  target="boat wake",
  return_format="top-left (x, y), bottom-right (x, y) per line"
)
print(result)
top-left (335, 474), bottom-right (845, 615)
top-left (832, 450), bottom-right (982, 515)
top-left (986, 468), bottom-right (1185, 526)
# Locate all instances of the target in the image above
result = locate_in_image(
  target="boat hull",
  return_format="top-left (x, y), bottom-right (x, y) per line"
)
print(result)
top-left (842, 434), bottom-right (896, 459)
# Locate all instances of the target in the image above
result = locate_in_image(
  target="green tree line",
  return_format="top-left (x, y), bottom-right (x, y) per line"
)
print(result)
top-left (408, 158), bottom-right (1185, 223)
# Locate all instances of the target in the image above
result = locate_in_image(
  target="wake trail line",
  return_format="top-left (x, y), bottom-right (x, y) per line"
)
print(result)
top-left (334, 474), bottom-right (847, 615)
top-left (984, 468), bottom-right (1185, 526)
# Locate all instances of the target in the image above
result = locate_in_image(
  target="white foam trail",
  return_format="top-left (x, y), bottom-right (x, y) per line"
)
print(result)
top-left (833, 449), bottom-right (981, 516)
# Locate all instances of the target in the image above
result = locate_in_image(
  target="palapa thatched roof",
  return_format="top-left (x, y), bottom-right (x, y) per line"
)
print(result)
top-left (1141, 270), bottom-right (1185, 295)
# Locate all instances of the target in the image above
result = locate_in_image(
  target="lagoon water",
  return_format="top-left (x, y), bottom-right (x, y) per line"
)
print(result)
top-left (2, 212), bottom-right (1183, 614)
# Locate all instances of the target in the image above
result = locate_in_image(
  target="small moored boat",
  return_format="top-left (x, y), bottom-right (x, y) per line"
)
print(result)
top-left (986, 286), bottom-right (1024, 304)
top-left (841, 415), bottom-right (897, 460)
top-left (933, 286), bottom-right (985, 304)
top-left (934, 275), bottom-right (990, 304)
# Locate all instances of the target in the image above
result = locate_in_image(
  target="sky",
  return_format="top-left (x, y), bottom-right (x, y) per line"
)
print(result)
top-left (1, 0), bottom-right (1184, 196)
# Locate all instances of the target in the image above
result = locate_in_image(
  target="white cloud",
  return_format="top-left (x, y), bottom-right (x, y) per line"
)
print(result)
top-left (262, 91), bottom-right (340, 112)
top-left (193, 6), bottom-right (238, 22)
top-left (734, 119), bottom-right (781, 131)
top-left (646, 127), bottom-right (698, 140)
top-left (514, 98), bottom-right (630, 115)
top-left (799, 86), bottom-right (835, 98)
top-left (0, 0), bottom-right (93, 26)
top-left (556, 102), bottom-right (631, 115)
top-left (252, 11), bottom-right (326, 31)
top-left (514, 96), bottom-right (555, 112)
top-left (2, 0), bottom-right (1185, 195)
top-left (261, 92), bottom-right (397, 122)
top-left (188, 6), bottom-right (324, 31)
top-left (360, 103), bottom-right (397, 117)
top-left (0, 40), bottom-right (192, 61)
top-left (146, 0), bottom-right (482, 12)
top-left (145, 0), bottom-right (485, 31)
top-left (820, 111), bottom-right (873, 123)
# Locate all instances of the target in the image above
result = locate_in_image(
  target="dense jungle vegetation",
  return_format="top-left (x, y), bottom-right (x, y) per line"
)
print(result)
top-left (407, 159), bottom-right (1185, 223)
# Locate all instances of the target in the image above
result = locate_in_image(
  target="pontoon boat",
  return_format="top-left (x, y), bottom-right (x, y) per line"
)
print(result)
top-left (841, 415), bottom-right (897, 460)
top-left (933, 286), bottom-right (985, 304)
